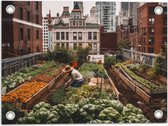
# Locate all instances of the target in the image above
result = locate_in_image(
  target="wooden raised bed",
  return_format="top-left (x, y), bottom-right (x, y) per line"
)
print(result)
top-left (119, 67), bottom-right (167, 95)
top-left (104, 69), bottom-right (120, 100)
top-left (113, 67), bottom-right (151, 103)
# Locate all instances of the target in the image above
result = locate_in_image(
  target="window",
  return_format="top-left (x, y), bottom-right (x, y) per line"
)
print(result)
top-left (73, 20), bottom-right (75, 25)
top-left (61, 32), bottom-right (65, 40)
top-left (73, 32), bottom-right (77, 40)
top-left (163, 28), bottom-right (167, 34)
top-left (57, 43), bottom-right (60, 48)
top-left (66, 43), bottom-right (69, 50)
top-left (61, 43), bottom-right (65, 48)
top-left (148, 7), bottom-right (155, 15)
top-left (27, 29), bottom-right (30, 40)
top-left (27, 11), bottom-right (30, 21)
top-left (37, 46), bottom-right (40, 52)
top-left (149, 27), bottom-right (154, 35)
top-left (78, 43), bottom-right (82, 49)
top-left (66, 32), bottom-right (69, 40)
top-left (148, 38), bottom-right (154, 45)
top-left (36, 30), bottom-right (39, 39)
top-left (78, 32), bottom-right (82, 40)
top-left (56, 32), bottom-right (60, 40)
top-left (79, 21), bottom-right (82, 25)
top-left (19, 28), bottom-right (23, 40)
top-left (149, 18), bottom-right (155, 25)
top-left (74, 43), bottom-right (77, 50)
top-left (35, 2), bottom-right (39, 10)
top-left (19, 7), bottom-right (23, 19)
top-left (88, 43), bottom-right (92, 49)
top-left (93, 32), bottom-right (97, 40)
top-left (148, 47), bottom-right (154, 53)
top-left (36, 15), bottom-right (39, 24)
top-left (163, 7), bottom-right (167, 14)
top-left (88, 32), bottom-right (92, 40)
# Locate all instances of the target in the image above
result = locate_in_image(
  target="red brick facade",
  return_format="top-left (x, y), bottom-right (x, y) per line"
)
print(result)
top-left (2, 1), bottom-right (42, 58)
top-left (100, 32), bottom-right (117, 54)
top-left (137, 3), bottom-right (167, 54)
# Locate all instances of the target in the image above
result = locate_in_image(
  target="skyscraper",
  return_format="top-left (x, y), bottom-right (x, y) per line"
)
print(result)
top-left (96, 2), bottom-right (116, 32)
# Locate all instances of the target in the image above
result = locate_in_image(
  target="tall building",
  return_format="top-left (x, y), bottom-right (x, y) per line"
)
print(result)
top-left (2, 1), bottom-right (42, 58)
top-left (137, 3), bottom-right (167, 54)
top-left (128, 2), bottom-right (140, 26)
top-left (42, 17), bottom-right (49, 52)
top-left (96, 2), bottom-right (116, 32)
top-left (49, 3), bottom-right (100, 54)
top-left (90, 6), bottom-right (96, 18)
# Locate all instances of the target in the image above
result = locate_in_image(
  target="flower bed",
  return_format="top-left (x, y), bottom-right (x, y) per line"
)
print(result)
top-left (2, 81), bottom-right (47, 103)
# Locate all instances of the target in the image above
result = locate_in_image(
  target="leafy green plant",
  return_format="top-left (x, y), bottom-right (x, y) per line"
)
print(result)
top-left (104, 56), bottom-right (116, 67)
top-left (54, 48), bottom-right (72, 64)
top-left (77, 48), bottom-right (90, 65)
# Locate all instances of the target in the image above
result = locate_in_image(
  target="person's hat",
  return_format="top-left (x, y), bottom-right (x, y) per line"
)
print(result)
top-left (62, 65), bottom-right (73, 73)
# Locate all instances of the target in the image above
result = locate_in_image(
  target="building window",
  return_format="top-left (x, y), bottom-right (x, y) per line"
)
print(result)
top-left (61, 43), bottom-right (65, 48)
top-left (19, 7), bottom-right (23, 19)
top-left (27, 29), bottom-right (30, 40)
top-left (163, 7), bottom-right (167, 14)
top-left (74, 43), bottom-right (77, 50)
top-left (37, 46), bottom-right (40, 52)
top-left (27, 11), bottom-right (30, 21)
top-left (163, 28), bottom-right (167, 34)
top-left (149, 18), bottom-right (155, 25)
top-left (36, 15), bottom-right (39, 24)
top-left (88, 32), bottom-right (92, 40)
top-left (66, 43), bottom-right (69, 50)
top-left (66, 32), bottom-right (69, 40)
top-left (61, 32), bottom-right (65, 40)
top-left (19, 28), bottom-right (23, 40)
top-left (93, 32), bottom-right (97, 40)
top-left (78, 32), bottom-right (82, 40)
top-left (148, 38), bottom-right (154, 45)
top-left (149, 27), bottom-right (154, 35)
top-left (148, 47), bottom-right (154, 53)
top-left (148, 7), bottom-right (155, 15)
top-left (79, 21), bottom-right (82, 25)
top-left (57, 43), bottom-right (60, 48)
top-left (88, 43), bottom-right (92, 49)
top-left (36, 30), bottom-right (39, 39)
top-left (56, 32), bottom-right (60, 40)
top-left (35, 2), bottom-right (39, 10)
top-left (78, 43), bottom-right (82, 49)
top-left (73, 20), bottom-right (75, 25)
top-left (73, 32), bottom-right (77, 40)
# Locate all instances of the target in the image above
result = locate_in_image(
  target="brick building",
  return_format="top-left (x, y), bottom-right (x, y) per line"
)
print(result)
top-left (100, 32), bottom-right (117, 54)
top-left (137, 3), bottom-right (167, 54)
top-left (2, 1), bottom-right (42, 58)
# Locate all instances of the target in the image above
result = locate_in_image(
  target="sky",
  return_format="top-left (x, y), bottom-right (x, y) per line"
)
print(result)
top-left (42, 1), bottom-right (121, 17)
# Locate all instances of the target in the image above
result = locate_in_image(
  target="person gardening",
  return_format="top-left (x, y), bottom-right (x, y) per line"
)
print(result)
top-left (62, 65), bottom-right (83, 87)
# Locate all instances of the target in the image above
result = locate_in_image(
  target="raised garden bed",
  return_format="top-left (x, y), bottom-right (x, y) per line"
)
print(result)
top-left (113, 67), bottom-right (151, 103)
top-left (118, 64), bottom-right (166, 95)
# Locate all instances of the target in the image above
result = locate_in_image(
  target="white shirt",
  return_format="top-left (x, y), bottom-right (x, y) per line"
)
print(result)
top-left (71, 69), bottom-right (83, 82)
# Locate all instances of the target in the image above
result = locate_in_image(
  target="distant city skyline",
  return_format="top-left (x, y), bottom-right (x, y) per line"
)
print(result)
top-left (42, 1), bottom-right (120, 17)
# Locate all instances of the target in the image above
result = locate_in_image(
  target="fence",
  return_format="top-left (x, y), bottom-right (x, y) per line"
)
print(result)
top-left (2, 52), bottom-right (42, 77)
top-left (122, 49), bottom-right (167, 77)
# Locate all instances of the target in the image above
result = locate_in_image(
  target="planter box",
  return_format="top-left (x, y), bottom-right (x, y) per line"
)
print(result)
top-left (113, 67), bottom-right (151, 103)
top-left (104, 69), bottom-right (120, 100)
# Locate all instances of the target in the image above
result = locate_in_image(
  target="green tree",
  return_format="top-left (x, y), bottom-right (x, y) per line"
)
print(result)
top-left (77, 48), bottom-right (90, 65)
top-left (117, 38), bottom-right (130, 51)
